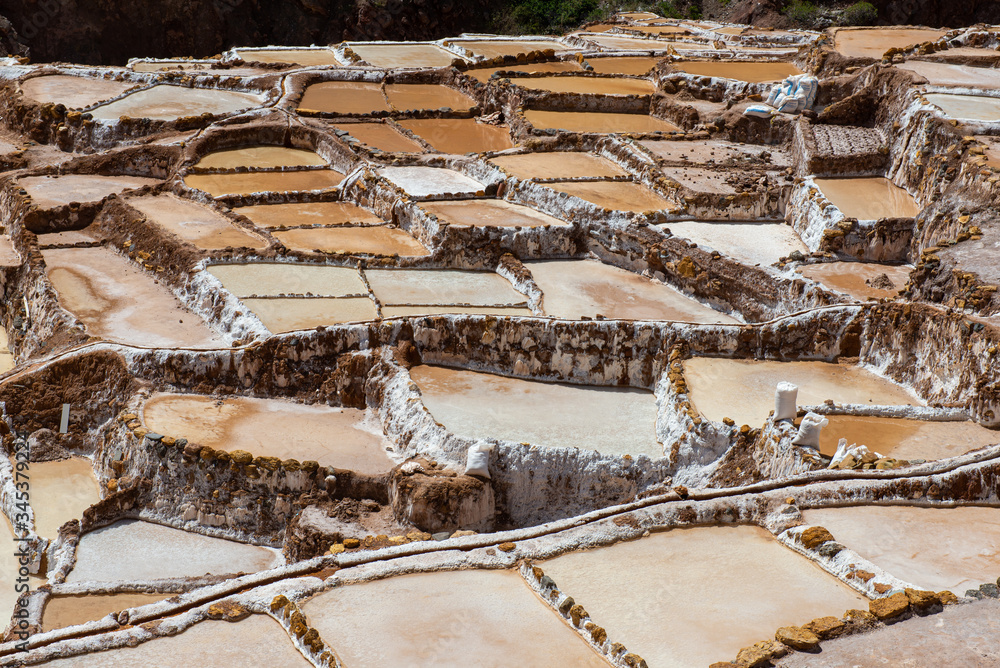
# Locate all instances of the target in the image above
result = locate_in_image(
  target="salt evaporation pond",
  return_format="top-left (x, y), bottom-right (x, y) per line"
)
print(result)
top-left (43, 247), bottom-right (225, 348)
top-left (144, 393), bottom-right (395, 474)
top-left (68, 519), bottom-right (280, 582)
top-left (43, 593), bottom-right (172, 632)
top-left (272, 226), bottom-right (429, 256)
top-left (463, 61), bottom-right (582, 82)
top-left (193, 146), bottom-right (327, 169)
top-left (833, 28), bottom-right (948, 59)
top-left (683, 358), bottom-right (921, 426)
top-left (89, 85), bottom-right (265, 121)
top-left (298, 81), bottom-right (390, 114)
top-left (377, 166), bottom-right (486, 197)
top-left (234, 201), bottom-right (383, 228)
top-left (29, 457), bottom-right (101, 539)
top-left (586, 56), bottom-right (662, 75)
top-left (515, 75), bottom-right (656, 96)
top-left (381, 305), bottom-right (533, 317)
top-left (209, 263), bottom-right (366, 297)
top-left (455, 39), bottom-right (568, 58)
top-left (128, 193), bottom-right (267, 250)
top-left (541, 525), bottom-right (867, 667)
top-left (898, 61), bottom-right (1000, 89)
top-left (528, 259), bottom-right (738, 322)
top-left (303, 570), bottom-right (607, 667)
top-left (525, 110), bottom-right (680, 133)
top-left (661, 220), bottom-right (808, 266)
top-left (396, 118), bottom-right (514, 153)
top-left (333, 122), bottom-right (427, 153)
top-left (366, 268), bottom-right (526, 307)
top-left (410, 364), bottom-right (662, 457)
top-left (926, 93), bottom-right (1000, 122)
top-left (802, 506), bottom-right (1000, 595)
top-left (813, 414), bottom-right (999, 460)
top-left (348, 43), bottom-right (461, 68)
top-left (184, 169), bottom-right (345, 197)
top-left (640, 138), bottom-right (792, 166)
top-left (19, 174), bottom-right (161, 208)
top-left (42, 615), bottom-right (311, 667)
top-left (672, 61), bottom-right (803, 82)
top-left (241, 297), bottom-right (378, 331)
top-left (546, 180), bottom-right (678, 212)
top-left (20, 74), bottom-right (133, 108)
top-left (235, 47), bottom-right (341, 66)
top-left (419, 199), bottom-right (569, 227)
top-left (814, 177), bottom-right (920, 219)
top-left (798, 262), bottom-right (910, 301)
top-left (384, 83), bottom-right (475, 111)
top-left (489, 151), bottom-right (628, 179)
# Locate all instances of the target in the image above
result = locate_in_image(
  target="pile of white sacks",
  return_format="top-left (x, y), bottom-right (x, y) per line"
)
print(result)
top-left (774, 382), bottom-right (884, 465)
top-left (745, 73), bottom-right (819, 118)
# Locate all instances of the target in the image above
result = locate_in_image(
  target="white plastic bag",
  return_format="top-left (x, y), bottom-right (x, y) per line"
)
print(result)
top-left (774, 382), bottom-right (799, 421)
top-left (791, 412), bottom-right (828, 447)
top-left (465, 443), bottom-right (492, 479)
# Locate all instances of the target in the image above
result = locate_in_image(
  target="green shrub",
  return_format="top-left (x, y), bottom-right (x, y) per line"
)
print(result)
top-left (503, 0), bottom-right (603, 35)
top-left (842, 1), bottom-right (877, 26)
top-left (784, 0), bottom-right (819, 26)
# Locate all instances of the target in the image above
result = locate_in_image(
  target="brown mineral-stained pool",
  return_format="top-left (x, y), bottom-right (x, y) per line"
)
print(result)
top-left (546, 180), bottom-right (679, 212)
top-left (88, 85), bottom-right (265, 121)
top-left (0, 516), bottom-right (44, 623)
top-left (184, 169), bottom-right (345, 197)
top-left (348, 43), bottom-right (461, 69)
top-left (396, 118), bottom-right (514, 154)
top-left (834, 28), bottom-right (948, 59)
top-left (798, 262), bottom-right (911, 301)
top-left (455, 39), bottom-right (569, 59)
top-left (898, 61), bottom-right (1000, 89)
top-left (303, 569), bottom-right (608, 668)
top-left (462, 61), bottom-right (582, 82)
top-left (234, 201), bottom-right (383, 229)
top-left (332, 122), bottom-right (427, 153)
top-left (419, 199), bottom-right (569, 228)
top-left (514, 75), bottom-right (656, 96)
top-left (377, 166), bottom-right (486, 197)
top-left (43, 247), bottom-right (224, 348)
top-left (489, 151), bottom-right (627, 179)
top-left (127, 193), bottom-right (267, 250)
top-left (272, 226), bottom-right (429, 256)
top-left (193, 145), bottom-right (327, 169)
top-left (812, 414), bottom-right (999, 460)
top-left (366, 269), bottom-right (526, 307)
top-left (20, 74), bottom-right (133, 109)
top-left (814, 177), bottom-right (920, 220)
top-left (235, 48), bottom-right (341, 66)
top-left (144, 393), bottom-right (395, 473)
top-left (576, 33), bottom-right (702, 51)
top-left (68, 519), bottom-right (280, 582)
top-left (802, 505), bottom-right (1000, 595)
top-left (661, 220), bottom-right (808, 267)
top-left (540, 525), bottom-right (867, 668)
top-left (410, 365), bottom-right (662, 457)
top-left (19, 174), bottom-right (161, 209)
top-left (639, 138), bottom-right (792, 166)
top-left (683, 358), bottom-right (922, 427)
top-left (42, 615), bottom-right (312, 667)
top-left (297, 81), bottom-right (389, 114)
top-left (672, 60), bottom-right (803, 82)
top-left (586, 56), bottom-right (663, 75)
top-left (28, 457), bottom-right (100, 539)
top-left (524, 109), bottom-right (680, 133)
top-left (209, 263), bottom-right (366, 297)
top-left (381, 305), bottom-right (534, 317)
top-left (528, 259), bottom-right (737, 323)
top-left (43, 593), bottom-right (172, 632)
top-left (241, 297), bottom-right (378, 331)
top-left (925, 92), bottom-right (1000, 122)
top-left (384, 83), bottom-right (476, 111)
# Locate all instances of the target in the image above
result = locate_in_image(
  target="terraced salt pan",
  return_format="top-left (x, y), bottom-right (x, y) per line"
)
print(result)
top-left (348, 43), bottom-right (461, 69)
top-left (235, 48), bottom-right (340, 66)
top-left (366, 269), bottom-right (525, 306)
top-left (683, 358), bottom-right (922, 427)
top-left (127, 193), bottom-right (267, 250)
top-left (525, 109), bottom-right (680, 133)
top-left (834, 28), bottom-right (948, 59)
top-left (384, 84), bottom-right (476, 111)
top-left (241, 297), bottom-right (378, 331)
top-left (43, 593), bottom-right (171, 632)
top-left (68, 519), bottom-right (280, 582)
top-left (528, 259), bottom-right (737, 323)
top-left (419, 199), bottom-right (569, 227)
top-left (811, 414), bottom-right (999, 459)
top-left (28, 457), bottom-right (101, 539)
top-left (541, 525), bottom-right (867, 667)
top-left (813, 177), bottom-right (920, 220)
top-left (489, 151), bottom-right (627, 179)
top-left (184, 169), bottom-right (344, 196)
top-left (19, 174), bottom-right (161, 209)
top-left (43, 247), bottom-right (224, 348)
top-left (42, 615), bottom-right (311, 667)
top-left (455, 39), bottom-right (569, 59)
top-left (235, 201), bottom-right (383, 228)
top-left (926, 93), bottom-right (1000, 122)
top-left (586, 56), bottom-right (663, 75)
top-left (463, 61), bottom-right (582, 82)
top-left (640, 138), bottom-right (792, 166)
top-left (143, 393), bottom-right (395, 474)
top-left (515, 75), bottom-right (656, 95)
top-left (382, 305), bottom-right (533, 317)
top-left (298, 81), bottom-right (389, 114)
top-left (303, 570), bottom-right (608, 667)
top-left (396, 118), bottom-right (514, 154)
top-left (272, 226), bottom-right (429, 256)
top-left (208, 263), bottom-right (366, 297)
top-left (672, 60), bottom-right (803, 82)
top-left (20, 75), bottom-right (133, 108)
top-left (802, 506), bottom-right (1000, 595)
top-left (798, 262), bottom-right (910, 301)
top-left (662, 166), bottom-right (738, 194)
top-left (332, 122), bottom-right (427, 153)
top-left (546, 180), bottom-right (678, 212)
top-left (898, 61), bottom-right (1000, 89)
top-left (193, 146), bottom-right (327, 169)
top-left (0, 516), bottom-right (43, 624)
top-left (377, 166), bottom-right (485, 197)
top-left (411, 365), bottom-right (661, 456)
top-left (661, 220), bottom-right (808, 266)
top-left (578, 34), bottom-right (702, 51)
top-left (89, 85), bottom-right (265, 121)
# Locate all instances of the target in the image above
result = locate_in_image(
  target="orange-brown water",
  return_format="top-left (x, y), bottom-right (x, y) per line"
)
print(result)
top-left (193, 146), bottom-right (326, 169)
top-left (587, 56), bottom-right (663, 75)
top-left (332, 123), bottom-right (427, 153)
top-left (349, 43), bottom-right (460, 69)
top-left (235, 48), bottom-right (340, 66)
top-left (456, 40), bottom-right (568, 59)
top-left (524, 110), bottom-right (679, 133)
top-left (384, 84), bottom-right (476, 111)
top-left (241, 297), bottom-right (378, 331)
top-left (184, 170), bottom-right (345, 197)
top-left (366, 269), bottom-right (526, 306)
top-left (814, 177), bottom-right (920, 219)
top-left (235, 201), bottom-right (383, 228)
top-left (489, 151), bottom-right (627, 179)
top-left (546, 181), bottom-right (678, 212)
top-left (396, 118), bottom-right (514, 153)
top-left (28, 457), bottom-right (100, 539)
top-left (798, 262), bottom-right (910, 301)
top-left (515, 76), bottom-right (656, 95)
top-left (811, 414), bottom-right (999, 459)
top-left (298, 81), bottom-right (389, 114)
top-left (926, 93), bottom-right (1000, 122)
top-left (272, 226), bottom-right (429, 256)
top-left (43, 593), bottom-right (172, 631)
top-left (420, 199), bottom-right (569, 228)
top-left (128, 194), bottom-right (267, 250)
top-left (834, 28), bottom-right (948, 59)
top-left (673, 61), bottom-right (803, 83)
top-left (21, 75), bottom-right (132, 108)
top-left (463, 61), bottom-right (582, 82)
top-left (89, 85), bottom-right (264, 121)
